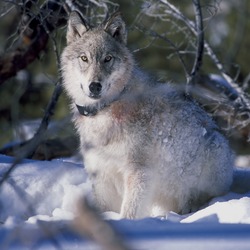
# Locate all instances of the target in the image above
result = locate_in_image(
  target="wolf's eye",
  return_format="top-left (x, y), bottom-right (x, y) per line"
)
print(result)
top-left (104, 55), bottom-right (112, 63)
top-left (80, 55), bottom-right (88, 62)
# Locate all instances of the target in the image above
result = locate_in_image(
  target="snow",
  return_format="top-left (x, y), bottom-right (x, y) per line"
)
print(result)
top-left (0, 154), bottom-right (250, 249)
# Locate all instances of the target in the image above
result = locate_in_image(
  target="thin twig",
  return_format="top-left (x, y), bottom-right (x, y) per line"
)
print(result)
top-left (187, 0), bottom-right (204, 91)
top-left (145, 27), bottom-right (190, 80)
top-left (159, 0), bottom-right (250, 110)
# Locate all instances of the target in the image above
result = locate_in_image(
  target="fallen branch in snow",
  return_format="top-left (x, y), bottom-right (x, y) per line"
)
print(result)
top-left (75, 197), bottom-right (131, 250)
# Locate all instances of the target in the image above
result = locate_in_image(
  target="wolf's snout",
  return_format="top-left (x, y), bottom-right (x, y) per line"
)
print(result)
top-left (89, 82), bottom-right (102, 97)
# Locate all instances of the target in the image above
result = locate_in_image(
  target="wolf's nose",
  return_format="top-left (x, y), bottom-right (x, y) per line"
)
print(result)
top-left (89, 82), bottom-right (102, 96)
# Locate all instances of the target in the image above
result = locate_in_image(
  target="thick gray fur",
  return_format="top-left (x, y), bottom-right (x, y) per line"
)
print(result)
top-left (61, 11), bottom-right (234, 219)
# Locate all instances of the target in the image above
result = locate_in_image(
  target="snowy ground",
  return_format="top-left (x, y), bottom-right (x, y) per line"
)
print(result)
top-left (0, 154), bottom-right (250, 249)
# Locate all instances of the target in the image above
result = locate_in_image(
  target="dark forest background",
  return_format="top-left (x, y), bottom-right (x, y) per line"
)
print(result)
top-left (0, 0), bottom-right (250, 160)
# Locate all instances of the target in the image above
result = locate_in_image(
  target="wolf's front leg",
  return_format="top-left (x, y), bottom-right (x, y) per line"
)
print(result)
top-left (120, 170), bottom-right (151, 219)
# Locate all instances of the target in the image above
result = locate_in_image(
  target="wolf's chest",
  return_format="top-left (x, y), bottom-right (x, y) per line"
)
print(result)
top-left (78, 113), bottom-right (117, 139)
top-left (75, 112), bottom-right (132, 173)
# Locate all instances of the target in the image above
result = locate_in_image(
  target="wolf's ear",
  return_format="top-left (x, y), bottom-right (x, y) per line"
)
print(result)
top-left (66, 11), bottom-right (89, 44)
top-left (104, 12), bottom-right (127, 44)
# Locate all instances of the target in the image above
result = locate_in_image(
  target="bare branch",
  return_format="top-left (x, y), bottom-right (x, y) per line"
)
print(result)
top-left (0, 29), bottom-right (49, 85)
top-left (0, 82), bottom-right (62, 188)
top-left (0, 0), bottom-right (67, 85)
top-left (136, 25), bottom-right (190, 80)
top-left (187, 0), bottom-right (204, 88)
top-left (0, 23), bottom-right (64, 177)
top-left (150, 0), bottom-right (250, 114)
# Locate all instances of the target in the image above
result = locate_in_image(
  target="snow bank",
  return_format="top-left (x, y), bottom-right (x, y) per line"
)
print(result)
top-left (181, 192), bottom-right (250, 223)
top-left (0, 155), bottom-right (90, 223)
top-left (0, 154), bottom-right (250, 249)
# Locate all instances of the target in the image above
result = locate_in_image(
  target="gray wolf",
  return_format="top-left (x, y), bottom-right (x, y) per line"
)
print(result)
top-left (61, 11), bottom-right (234, 219)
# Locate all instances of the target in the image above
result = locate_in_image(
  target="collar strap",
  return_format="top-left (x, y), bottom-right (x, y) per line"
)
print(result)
top-left (76, 87), bottom-right (127, 117)
top-left (76, 104), bottom-right (98, 116)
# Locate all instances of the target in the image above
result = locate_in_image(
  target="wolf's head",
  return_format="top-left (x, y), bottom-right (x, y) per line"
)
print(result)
top-left (61, 11), bottom-right (134, 113)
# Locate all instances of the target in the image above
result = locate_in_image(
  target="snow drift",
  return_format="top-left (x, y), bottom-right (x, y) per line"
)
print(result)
top-left (0, 154), bottom-right (250, 249)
